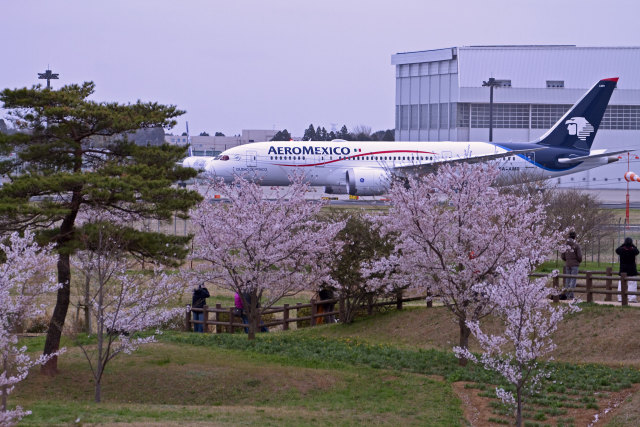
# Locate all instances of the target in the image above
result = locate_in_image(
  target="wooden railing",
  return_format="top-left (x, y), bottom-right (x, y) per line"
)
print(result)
top-left (185, 294), bottom-right (427, 333)
top-left (186, 271), bottom-right (639, 332)
top-left (531, 267), bottom-right (639, 305)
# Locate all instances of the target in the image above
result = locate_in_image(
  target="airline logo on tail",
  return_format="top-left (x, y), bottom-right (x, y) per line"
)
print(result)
top-left (565, 117), bottom-right (594, 141)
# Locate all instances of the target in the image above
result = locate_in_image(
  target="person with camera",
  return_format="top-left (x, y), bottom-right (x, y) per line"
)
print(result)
top-left (561, 231), bottom-right (582, 300)
top-left (191, 283), bottom-right (210, 332)
top-left (616, 237), bottom-right (639, 303)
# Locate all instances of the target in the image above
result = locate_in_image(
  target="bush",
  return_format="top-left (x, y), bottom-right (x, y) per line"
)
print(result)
top-left (26, 315), bottom-right (49, 333)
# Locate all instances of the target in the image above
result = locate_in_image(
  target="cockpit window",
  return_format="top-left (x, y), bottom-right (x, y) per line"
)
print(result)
top-left (219, 155), bottom-right (230, 161)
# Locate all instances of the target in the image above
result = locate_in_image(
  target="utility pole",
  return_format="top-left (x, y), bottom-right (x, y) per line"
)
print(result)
top-left (38, 67), bottom-right (59, 89)
top-left (482, 77), bottom-right (500, 142)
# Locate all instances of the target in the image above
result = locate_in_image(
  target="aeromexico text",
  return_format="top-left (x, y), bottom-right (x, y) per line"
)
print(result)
top-left (268, 146), bottom-right (351, 156)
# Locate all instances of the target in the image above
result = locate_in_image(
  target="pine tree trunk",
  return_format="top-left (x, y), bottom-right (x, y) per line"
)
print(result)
top-left (457, 317), bottom-right (471, 366)
top-left (41, 252), bottom-right (71, 375)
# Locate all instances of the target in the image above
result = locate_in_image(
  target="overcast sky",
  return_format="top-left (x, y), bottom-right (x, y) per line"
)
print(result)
top-left (2, 0), bottom-right (639, 137)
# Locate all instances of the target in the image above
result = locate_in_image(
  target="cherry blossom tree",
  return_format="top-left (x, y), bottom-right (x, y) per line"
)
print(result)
top-left (368, 163), bottom-right (561, 365)
top-left (72, 219), bottom-right (186, 403)
top-left (454, 261), bottom-right (579, 427)
top-left (189, 176), bottom-right (344, 339)
top-left (0, 231), bottom-right (62, 425)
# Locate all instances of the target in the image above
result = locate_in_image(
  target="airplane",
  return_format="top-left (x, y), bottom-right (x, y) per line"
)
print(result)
top-left (182, 78), bottom-right (626, 196)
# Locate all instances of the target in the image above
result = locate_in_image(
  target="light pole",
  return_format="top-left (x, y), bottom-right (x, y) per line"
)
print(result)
top-left (482, 77), bottom-right (500, 142)
top-left (38, 68), bottom-right (59, 89)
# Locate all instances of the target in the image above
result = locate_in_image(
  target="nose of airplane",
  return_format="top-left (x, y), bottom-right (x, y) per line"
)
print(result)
top-left (205, 160), bottom-right (216, 176)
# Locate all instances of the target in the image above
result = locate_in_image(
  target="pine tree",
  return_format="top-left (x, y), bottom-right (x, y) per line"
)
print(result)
top-left (0, 82), bottom-right (202, 375)
top-left (303, 124), bottom-right (316, 141)
top-left (338, 125), bottom-right (350, 140)
top-left (270, 129), bottom-right (292, 141)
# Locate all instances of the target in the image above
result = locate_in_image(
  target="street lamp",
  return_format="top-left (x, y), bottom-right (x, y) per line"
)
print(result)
top-left (482, 77), bottom-right (500, 142)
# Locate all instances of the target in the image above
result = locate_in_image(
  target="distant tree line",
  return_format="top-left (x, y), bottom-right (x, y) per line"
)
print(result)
top-left (271, 124), bottom-right (394, 142)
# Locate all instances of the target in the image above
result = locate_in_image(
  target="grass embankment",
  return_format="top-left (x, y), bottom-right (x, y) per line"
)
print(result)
top-left (12, 303), bottom-right (640, 426)
top-left (13, 334), bottom-right (462, 426)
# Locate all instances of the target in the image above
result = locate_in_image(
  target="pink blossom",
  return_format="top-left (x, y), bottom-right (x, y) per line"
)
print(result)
top-left (0, 231), bottom-right (63, 424)
top-left (455, 259), bottom-right (579, 427)
top-left (366, 163), bottom-right (563, 363)
top-left (72, 224), bottom-right (187, 402)
top-left (188, 175), bottom-right (344, 338)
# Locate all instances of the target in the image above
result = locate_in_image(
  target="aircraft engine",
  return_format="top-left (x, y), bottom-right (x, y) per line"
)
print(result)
top-left (345, 168), bottom-right (390, 196)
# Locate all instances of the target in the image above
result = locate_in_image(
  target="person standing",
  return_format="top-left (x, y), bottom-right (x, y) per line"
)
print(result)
top-left (561, 231), bottom-right (582, 299)
top-left (191, 283), bottom-right (210, 332)
top-left (616, 237), bottom-right (639, 303)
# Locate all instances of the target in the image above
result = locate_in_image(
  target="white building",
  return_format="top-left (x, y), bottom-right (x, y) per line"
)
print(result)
top-left (166, 129), bottom-right (278, 156)
top-left (391, 45), bottom-right (640, 188)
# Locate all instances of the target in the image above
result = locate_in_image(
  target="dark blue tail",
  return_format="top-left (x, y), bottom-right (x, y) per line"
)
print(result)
top-left (535, 78), bottom-right (617, 151)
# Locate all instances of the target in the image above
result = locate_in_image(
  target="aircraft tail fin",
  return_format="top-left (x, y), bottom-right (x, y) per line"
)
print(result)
top-left (535, 78), bottom-right (617, 151)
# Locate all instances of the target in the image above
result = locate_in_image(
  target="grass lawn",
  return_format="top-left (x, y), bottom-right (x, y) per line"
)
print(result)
top-left (11, 302), bottom-right (640, 426)
top-left (12, 335), bottom-right (462, 426)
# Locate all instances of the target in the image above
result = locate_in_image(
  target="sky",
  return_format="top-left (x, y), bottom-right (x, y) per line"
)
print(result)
top-left (2, 0), bottom-right (640, 137)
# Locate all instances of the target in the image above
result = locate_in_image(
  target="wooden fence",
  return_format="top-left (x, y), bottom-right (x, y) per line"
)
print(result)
top-left (186, 270), bottom-right (639, 333)
top-left (185, 294), bottom-right (427, 333)
top-left (533, 267), bottom-right (639, 305)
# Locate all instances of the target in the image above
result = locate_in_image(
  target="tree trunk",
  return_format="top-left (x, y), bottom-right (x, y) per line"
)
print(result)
top-left (516, 388), bottom-right (522, 427)
top-left (84, 273), bottom-right (91, 334)
top-left (247, 290), bottom-right (257, 340)
top-left (1, 355), bottom-right (7, 412)
top-left (247, 308), bottom-right (256, 340)
top-left (95, 286), bottom-right (104, 403)
top-left (457, 317), bottom-right (471, 366)
top-left (41, 252), bottom-right (71, 375)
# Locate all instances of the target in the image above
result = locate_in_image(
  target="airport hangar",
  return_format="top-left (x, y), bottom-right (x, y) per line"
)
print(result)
top-left (391, 45), bottom-right (640, 190)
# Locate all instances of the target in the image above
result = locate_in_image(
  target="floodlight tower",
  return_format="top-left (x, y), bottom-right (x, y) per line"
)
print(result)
top-left (482, 77), bottom-right (500, 142)
top-left (38, 68), bottom-right (59, 89)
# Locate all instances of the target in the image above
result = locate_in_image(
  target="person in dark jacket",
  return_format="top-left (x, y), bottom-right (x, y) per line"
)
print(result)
top-left (616, 238), bottom-right (639, 303)
top-left (561, 231), bottom-right (582, 299)
top-left (616, 237), bottom-right (639, 276)
top-left (191, 283), bottom-right (210, 332)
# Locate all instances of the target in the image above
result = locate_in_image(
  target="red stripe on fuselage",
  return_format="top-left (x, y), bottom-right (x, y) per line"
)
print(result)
top-left (272, 149), bottom-right (437, 167)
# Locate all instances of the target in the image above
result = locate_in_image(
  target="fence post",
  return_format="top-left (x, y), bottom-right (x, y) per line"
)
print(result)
top-left (552, 276), bottom-right (560, 303)
top-left (339, 298), bottom-right (345, 322)
top-left (215, 303), bottom-right (221, 334)
top-left (310, 299), bottom-right (317, 327)
top-left (228, 307), bottom-right (235, 334)
top-left (605, 267), bottom-right (613, 302)
top-left (621, 273), bottom-right (629, 306)
top-left (185, 304), bottom-right (192, 332)
top-left (396, 290), bottom-right (403, 310)
top-left (202, 305), bottom-right (209, 333)
top-left (296, 303), bottom-right (302, 329)
top-left (586, 272), bottom-right (593, 303)
top-left (367, 294), bottom-right (373, 315)
top-left (426, 290), bottom-right (433, 308)
top-left (283, 304), bottom-right (289, 331)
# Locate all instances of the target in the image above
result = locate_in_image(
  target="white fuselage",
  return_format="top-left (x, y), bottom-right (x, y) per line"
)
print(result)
top-left (182, 140), bottom-right (610, 193)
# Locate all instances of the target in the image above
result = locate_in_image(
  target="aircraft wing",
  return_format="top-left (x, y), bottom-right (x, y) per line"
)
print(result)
top-left (557, 149), bottom-right (631, 164)
top-left (394, 147), bottom-right (544, 174)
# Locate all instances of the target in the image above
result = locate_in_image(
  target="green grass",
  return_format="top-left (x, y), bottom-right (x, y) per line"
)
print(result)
top-left (162, 330), bottom-right (640, 426)
top-left (12, 305), bottom-right (640, 426)
top-left (13, 335), bottom-right (463, 426)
